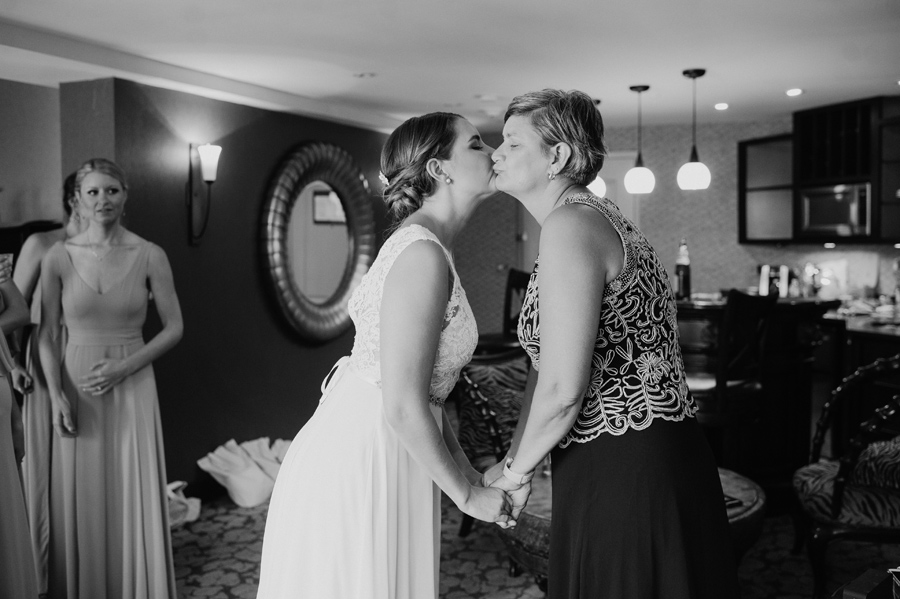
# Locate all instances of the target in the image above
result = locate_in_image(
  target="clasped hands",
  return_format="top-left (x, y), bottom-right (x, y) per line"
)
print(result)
top-left (482, 460), bottom-right (533, 529)
top-left (79, 357), bottom-right (129, 396)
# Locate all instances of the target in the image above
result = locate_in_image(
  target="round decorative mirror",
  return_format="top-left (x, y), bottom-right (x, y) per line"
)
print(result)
top-left (262, 141), bottom-right (376, 342)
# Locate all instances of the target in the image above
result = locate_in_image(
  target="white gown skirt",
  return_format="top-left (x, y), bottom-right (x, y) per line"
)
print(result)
top-left (257, 359), bottom-right (441, 599)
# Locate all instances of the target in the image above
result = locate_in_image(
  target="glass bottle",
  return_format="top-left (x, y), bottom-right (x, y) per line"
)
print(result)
top-left (675, 238), bottom-right (691, 300)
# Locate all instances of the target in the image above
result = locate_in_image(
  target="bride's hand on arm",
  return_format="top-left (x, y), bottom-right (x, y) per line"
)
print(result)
top-left (380, 240), bottom-right (511, 526)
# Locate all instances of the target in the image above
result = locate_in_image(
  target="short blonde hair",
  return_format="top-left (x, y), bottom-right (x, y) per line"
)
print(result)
top-left (504, 89), bottom-right (607, 185)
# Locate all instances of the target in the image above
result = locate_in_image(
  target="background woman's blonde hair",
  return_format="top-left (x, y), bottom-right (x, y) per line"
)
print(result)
top-left (74, 158), bottom-right (129, 193)
top-left (504, 89), bottom-right (607, 185)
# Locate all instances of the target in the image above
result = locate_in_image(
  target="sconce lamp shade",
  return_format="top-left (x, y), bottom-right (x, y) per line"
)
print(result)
top-left (197, 144), bottom-right (222, 183)
top-left (677, 145), bottom-right (711, 190)
top-left (624, 153), bottom-right (656, 194)
top-left (588, 175), bottom-right (607, 197)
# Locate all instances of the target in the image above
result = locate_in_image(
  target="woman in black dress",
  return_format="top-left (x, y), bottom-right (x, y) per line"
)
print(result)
top-left (483, 89), bottom-right (741, 598)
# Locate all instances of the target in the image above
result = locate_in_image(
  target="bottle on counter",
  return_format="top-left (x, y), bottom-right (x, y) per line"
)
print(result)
top-left (674, 238), bottom-right (691, 300)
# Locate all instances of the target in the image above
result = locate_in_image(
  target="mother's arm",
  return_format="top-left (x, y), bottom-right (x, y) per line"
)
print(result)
top-left (492, 205), bottom-right (622, 479)
top-left (80, 244), bottom-right (183, 395)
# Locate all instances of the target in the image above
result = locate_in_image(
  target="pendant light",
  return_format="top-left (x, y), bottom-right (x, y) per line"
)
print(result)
top-left (677, 68), bottom-right (711, 191)
top-left (588, 175), bottom-right (607, 197)
top-left (623, 85), bottom-right (655, 194)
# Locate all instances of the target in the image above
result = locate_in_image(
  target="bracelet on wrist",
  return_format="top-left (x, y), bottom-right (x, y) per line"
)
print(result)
top-left (502, 456), bottom-right (534, 485)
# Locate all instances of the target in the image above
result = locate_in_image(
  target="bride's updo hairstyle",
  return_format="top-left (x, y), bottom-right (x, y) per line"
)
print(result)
top-left (380, 112), bottom-right (460, 225)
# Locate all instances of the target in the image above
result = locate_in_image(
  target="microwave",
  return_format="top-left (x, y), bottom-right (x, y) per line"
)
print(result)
top-left (798, 182), bottom-right (871, 237)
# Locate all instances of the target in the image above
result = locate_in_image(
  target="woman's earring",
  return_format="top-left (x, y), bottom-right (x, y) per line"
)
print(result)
top-left (445, 176), bottom-right (452, 184)
top-left (548, 172), bottom-right (556, 181)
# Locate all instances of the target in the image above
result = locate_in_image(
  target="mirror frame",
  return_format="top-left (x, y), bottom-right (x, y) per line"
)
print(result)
top-left (262, 141), bottom-right (376, 342)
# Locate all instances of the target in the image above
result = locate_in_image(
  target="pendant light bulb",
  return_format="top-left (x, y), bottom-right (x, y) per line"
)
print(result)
top-left (625, 154), bottom-right (656, 194)
top-left (678, 69), bottom-right (711, 191)
top-left (588, 175), bottom-right (607, 197)
top-left (624, 85), bottom-right (655, 195)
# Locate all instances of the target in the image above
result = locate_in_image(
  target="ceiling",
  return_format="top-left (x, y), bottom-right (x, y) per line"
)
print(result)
top-left (1, 0), bottom-right (899, 135)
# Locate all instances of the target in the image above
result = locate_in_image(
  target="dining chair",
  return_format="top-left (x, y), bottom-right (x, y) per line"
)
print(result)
top-left (792, 352), bottom-right (900, 599)
top-left (684, 288), bottom-right (779, 469)
top-left (451, 348), bottom-right (529, 537)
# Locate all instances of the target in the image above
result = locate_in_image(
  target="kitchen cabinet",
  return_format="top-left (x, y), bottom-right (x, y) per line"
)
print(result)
top-left (793, 96), bottom-right (900, 242)
top-left (738, 96), bottom-right (900, 245)
top-left (738, 134), bottom-right (793, 243)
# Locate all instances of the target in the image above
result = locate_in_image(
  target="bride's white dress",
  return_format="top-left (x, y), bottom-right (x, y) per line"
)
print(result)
top-left (256, 224), bottom-right (478, 599)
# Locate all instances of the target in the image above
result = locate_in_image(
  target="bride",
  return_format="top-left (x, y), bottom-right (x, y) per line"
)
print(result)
top-left (257, 112), bottom-right (512, 598)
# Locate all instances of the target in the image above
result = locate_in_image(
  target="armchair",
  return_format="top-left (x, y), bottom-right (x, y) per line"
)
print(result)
top-left (792, 352), bottom-right (900, 598)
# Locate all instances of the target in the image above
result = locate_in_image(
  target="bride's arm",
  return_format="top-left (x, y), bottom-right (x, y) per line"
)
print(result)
top-left (380, 240), bottom-right (509, 523)
top-left (441, 409), bottom-right (481, 485)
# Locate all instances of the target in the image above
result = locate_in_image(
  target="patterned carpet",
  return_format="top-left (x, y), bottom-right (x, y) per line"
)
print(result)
top-left (172, 491), bottom-right (900, 599)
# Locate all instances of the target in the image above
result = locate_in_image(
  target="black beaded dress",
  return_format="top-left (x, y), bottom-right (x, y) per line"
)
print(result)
top-left (517, 193), bottom-right (741, 599)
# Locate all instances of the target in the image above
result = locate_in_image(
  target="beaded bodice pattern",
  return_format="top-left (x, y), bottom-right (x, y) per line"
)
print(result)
top-left (517, 193), bottom-right (697, 447)
top-left (347, 225), bottom-right (478, 406)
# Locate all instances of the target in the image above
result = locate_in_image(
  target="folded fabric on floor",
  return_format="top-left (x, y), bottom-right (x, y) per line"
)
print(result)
top-left (197, 437), bottom-right (291, 507)
top-left (167, 481), bottom-right (202, 527)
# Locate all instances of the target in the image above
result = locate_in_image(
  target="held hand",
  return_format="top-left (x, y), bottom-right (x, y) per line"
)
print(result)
top-left (80, 358), bottom-right (129, 396)
top-left (11, 365), bottom-right (34, 395)
top-left (481, 460), bottom-right (505, 488)
top-left (458, 485), bottom-right (515, 528)
top-left (50, 393), bottom-right (77, 438)
top-left (486, 473), bottom-right (533, 522)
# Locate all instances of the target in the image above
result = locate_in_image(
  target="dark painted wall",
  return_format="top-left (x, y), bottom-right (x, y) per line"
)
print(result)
top-left (60, 79), bottom-right (388, 497)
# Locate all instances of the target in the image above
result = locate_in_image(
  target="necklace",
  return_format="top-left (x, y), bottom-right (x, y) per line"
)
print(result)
top-left (88, 231), bottom-right (120, 262)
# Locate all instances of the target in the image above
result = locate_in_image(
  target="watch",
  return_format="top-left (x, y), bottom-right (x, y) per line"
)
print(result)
top-left (502, 456), bottom-right (534, 485)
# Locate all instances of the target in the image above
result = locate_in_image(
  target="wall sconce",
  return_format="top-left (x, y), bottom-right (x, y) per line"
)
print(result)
top-left (623, 85), bottom-right (656, 195)
top-left (677, 69), bottom-right (712, 191)
top-left (187, 143), bottom-right (222, 246)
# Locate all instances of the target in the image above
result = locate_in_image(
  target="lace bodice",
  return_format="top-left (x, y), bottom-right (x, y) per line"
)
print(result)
top-left (517, 193), bottom-right (696, 447)
top-left (347, 224), bottom-right (478, 405)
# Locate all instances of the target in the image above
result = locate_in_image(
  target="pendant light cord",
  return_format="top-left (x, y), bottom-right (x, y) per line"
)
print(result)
top-left (638, 91), bottom-right (643, 153)
top-left (691, 76), bottom-right (697, 147)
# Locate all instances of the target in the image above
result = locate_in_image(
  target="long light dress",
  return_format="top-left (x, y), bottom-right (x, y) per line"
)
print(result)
top-left (257, 224), bottom-right (478, 599)
top-left (21, 280), bottom-right (57, 594)
top-left (0, 330), bottom-right (40, 599)
top-left (44, 241), bottom-right (176, 599)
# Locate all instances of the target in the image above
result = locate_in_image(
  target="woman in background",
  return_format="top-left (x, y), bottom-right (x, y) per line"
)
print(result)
top-left (1, 250), bottom-right (39, 597)
top-left (39, 158), bottom-right (183, 599)
top-left (11, 172), bottom-right (86, 595)
top-left (257, 113), bottom-right (510, 599)
top-left (485, 89), bottom-right (740, 598)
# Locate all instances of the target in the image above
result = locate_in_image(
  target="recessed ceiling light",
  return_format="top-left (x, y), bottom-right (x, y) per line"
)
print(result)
top-left (824, 242), bottom-right (836, 249)
top-left (786, 88), bottom-right (803, 97)
top-left (714, 103), bottom-right (729, 110)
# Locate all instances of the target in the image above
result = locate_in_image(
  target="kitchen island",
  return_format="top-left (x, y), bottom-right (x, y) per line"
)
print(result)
top-left (677, 295), bottom-right (840, 512)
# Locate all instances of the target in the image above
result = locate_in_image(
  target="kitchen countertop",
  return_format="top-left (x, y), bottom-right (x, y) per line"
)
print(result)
top-left (822, 311), bottom-right (900, 338)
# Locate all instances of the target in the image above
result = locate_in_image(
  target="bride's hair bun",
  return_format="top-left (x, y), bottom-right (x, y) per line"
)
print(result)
top-left (380, 112), bottom-right (460, 224)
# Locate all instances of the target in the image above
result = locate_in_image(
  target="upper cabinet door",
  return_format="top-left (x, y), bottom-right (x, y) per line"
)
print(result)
top-left (794, 100), bottom-right (875, 186)
top-left (738, 134), bottom-right (793, 244)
